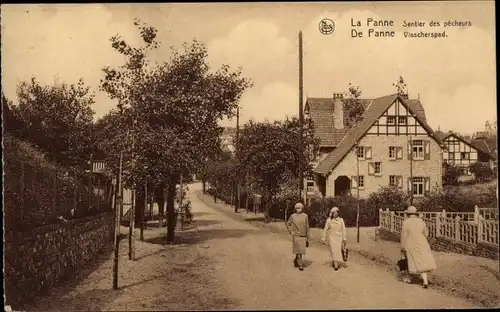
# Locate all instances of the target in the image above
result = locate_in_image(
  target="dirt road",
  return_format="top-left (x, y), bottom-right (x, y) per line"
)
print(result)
top-left (187, 183), bottom-right (476, 310)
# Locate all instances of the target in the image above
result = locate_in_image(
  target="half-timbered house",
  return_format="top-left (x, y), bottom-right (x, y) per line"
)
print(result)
top-left (436, 132), bottom-right (495, 176)
top-left (312, 93), bottom-right (443, 198)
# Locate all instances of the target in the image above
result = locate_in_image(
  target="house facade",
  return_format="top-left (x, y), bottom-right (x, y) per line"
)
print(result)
top-left (437, 133), bottom-right (483, 176)
top-left (312, 93), bottom-right (443, 199)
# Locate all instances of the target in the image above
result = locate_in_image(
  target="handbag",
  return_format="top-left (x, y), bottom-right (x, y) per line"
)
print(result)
top-left (397, 251), bottom-right (408, 272)
top-left (341, 242), bottom-right (348, 262)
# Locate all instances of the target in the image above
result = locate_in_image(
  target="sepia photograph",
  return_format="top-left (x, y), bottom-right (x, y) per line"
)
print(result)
top-left (1, 2), bottom-right (498, 310)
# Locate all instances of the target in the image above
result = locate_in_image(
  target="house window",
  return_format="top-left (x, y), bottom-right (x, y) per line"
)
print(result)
top-left (357, 176), bottom-right (364, 188)
top-left (461, 152), bottom-right (470, 160)
top-left (387, 117), bottom-right (396, 125)
top-left (398, 116), bottom-right (407, 125)
top-left (389, 175), bottom-right (396, 187)
top-left (389, 175), bottom-right (402, 188)
top-left (389, 146), bottom-right (396, 159)
top-left (412, 177), bottom-right (424, 196)
top-left (448, 152), bottom-right (455, 160)
top-left (412, 140), bottom-right (424, 160)
top-left (357, 146), bottom-right (364, 159)
top-left (374, 162), bottom-right (382, 175)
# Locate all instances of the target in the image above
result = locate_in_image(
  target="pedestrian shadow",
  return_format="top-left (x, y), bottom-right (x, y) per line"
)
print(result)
top-left (145, 228), bottom-right (266, 246)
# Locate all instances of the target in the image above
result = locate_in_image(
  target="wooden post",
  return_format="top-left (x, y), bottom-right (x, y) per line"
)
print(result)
top-left (52, 171), bottom-right (57, 218)
top-left (454, 216), bottom-right (461, 242)
top-left (88, 154), bottom-right (93, 214)
top-left (390, 211), bottom-right (395, 232)
top-left (474, 205), bottom-right (480, 225)
top-left (140, 183), bottom-right (146, 241)
top-left (378, 209), bottom-right (382, 228)
top-left (97, 179), bottom-right (101, 213)
top-left (477, 215), bottom-right (484, 244)
top-left (298, 31), bottom-right (304, 201)
top-left (113, 151), bottom-right (123, 290)
top-left (435, 212), bottom-right (442, 238)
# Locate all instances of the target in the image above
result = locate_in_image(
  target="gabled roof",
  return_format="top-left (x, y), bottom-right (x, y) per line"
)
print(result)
top-left (305, 96), bottom-right (427, 147)
top-left (314, 94), bottom-right (442, 177)
top-left (471, 136), bottom-right (497, 160)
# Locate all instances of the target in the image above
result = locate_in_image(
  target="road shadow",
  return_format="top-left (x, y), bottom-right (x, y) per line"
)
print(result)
top-left (192, 211), bottom-right (215, 218)
top-left (192, 219), bottom-right (223, 227)
top-left (135, 249), bottom-right (166, 262)
top-left (16, 244), bottom-right (116, 311)
top-left (145, 228), bottom-right (266, 246)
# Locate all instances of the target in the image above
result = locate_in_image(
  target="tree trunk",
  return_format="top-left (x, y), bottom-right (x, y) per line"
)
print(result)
top-left (263, 192), bottom-right (272, 223)
top-left (166, 176), bottom-right (177, 244)
top-left (134, 184), bottom-right (145, 226)
top-left (155, 182), bottom-right (165, 228)
top-left (202, 180), bottom-right (206, 194)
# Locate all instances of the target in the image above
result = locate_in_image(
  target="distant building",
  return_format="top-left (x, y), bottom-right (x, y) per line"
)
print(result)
top-left (221, 127), bottom-right (237, 154)
top-left (309, 93), bottom-right (443, 198)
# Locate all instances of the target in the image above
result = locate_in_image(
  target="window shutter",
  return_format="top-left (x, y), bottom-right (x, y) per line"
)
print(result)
top-left (407, 177), bottom-right (412, 192)
top-left (424, 140), bottom-right (431, 160)
top-left (424, 177), bottom-right (430, 195)
top-left (368, 162), bottom-right (375, 175)
top-left (351, 176), bottom-right (358, 188)
top-left (408, 141), bottom-right (412, 160)
top-left (365, 147), bottom-right (372, 159)
top-left (397, 175), bottom-right (403, 188)
top-left (396, 147), bottom-right (403, 159)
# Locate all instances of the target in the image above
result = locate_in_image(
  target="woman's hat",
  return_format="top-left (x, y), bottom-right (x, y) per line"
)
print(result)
top-left (295, 203), bottom-right (304, 210)
top-left (405, 206), bottom-right (418, 214)
top-left (330, 207), bottom-right (339, 214)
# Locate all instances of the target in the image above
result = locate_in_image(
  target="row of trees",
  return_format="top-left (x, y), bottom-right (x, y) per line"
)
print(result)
top-left (4, 19), bottom-right (253, 244)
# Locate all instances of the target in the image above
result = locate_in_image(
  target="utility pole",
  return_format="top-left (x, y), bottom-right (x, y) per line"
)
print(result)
top-left (355, 143), bottom-right (361, 243)
top-left (113, 149), bottom-right (124, 290)
top-left (409, 136), bottom-right (414, 205)
top-left (235, 106), bottom-right (240, 213)
top-left (298, 30), bottom-right (304, 202)
top-left (128, 117), bottom-right (136, 261)
top-left (140, 182), bottom-right (146, 241)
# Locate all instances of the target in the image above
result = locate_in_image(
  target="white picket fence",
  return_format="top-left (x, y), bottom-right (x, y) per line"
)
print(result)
top-left (380, 206), bottom-right (499, 247)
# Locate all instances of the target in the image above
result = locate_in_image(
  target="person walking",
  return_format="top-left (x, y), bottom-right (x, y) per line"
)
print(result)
top-left (321, 207), bottom-right (347, 271)
top-left (400, 206), bottom-right (437, 288)
top-left (286, 202), bottom-right (310, 271)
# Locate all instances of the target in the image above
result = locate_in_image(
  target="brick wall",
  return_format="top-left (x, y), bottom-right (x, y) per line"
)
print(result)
top-left (4, 213), bottom-right (114, 306)
top-left (327, 134), bottom-right (442, 198)
top-left (375, 227), bottom-right (499, 260)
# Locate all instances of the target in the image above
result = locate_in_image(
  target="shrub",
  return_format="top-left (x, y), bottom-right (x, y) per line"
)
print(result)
top-left (470, 162), bottom-right (495, 183)
top-left (307, 195), bottom-right (373, 228)
top-left (366, 186), bottom-right (409, 212)
top-left (443, 163), bottom-right (462, 186)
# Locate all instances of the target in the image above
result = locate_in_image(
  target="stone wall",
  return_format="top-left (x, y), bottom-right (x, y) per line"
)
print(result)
top-left (4, 213), bottom-right (114, 306)
top-left (375, 227), bottom-right (499, 260)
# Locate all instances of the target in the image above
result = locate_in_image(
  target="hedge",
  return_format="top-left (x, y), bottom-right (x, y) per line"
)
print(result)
top-left (208, 183), bottom-right (497, 229)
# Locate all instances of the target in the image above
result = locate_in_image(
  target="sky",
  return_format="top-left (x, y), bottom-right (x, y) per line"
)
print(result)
top-left (1, 2), bottom-right (496, 135)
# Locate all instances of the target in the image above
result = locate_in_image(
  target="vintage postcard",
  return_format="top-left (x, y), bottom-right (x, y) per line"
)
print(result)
top-left (2, 2), bottom-right (497, 311)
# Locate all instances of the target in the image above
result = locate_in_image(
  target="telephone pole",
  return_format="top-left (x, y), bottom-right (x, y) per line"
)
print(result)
top-left (409, 136), bottom-right (414, 205)
top-left (128, 117), bottom-right (136, 261)
top-left (298, 31), bottom-right (304, 202)
top-left (235, 106), bottom-right (240, 213)
top-left (355, 144), bottom-right (361, 243)
top-left (113, 140), bottom-right (125, 289)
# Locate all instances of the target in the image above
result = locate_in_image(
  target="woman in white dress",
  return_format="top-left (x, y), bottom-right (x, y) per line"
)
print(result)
top-left (400, 206), bottom-right (437, 288)
top-left (321, 207), bottom-right (347, 270)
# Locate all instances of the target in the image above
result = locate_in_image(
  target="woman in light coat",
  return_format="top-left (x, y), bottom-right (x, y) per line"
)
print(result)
top-left (321, 207), bottom-right (347, 270)
top-left (400, 206), bottom-right (437, 288)
top-left (286, 202), bottom-right (310, 271)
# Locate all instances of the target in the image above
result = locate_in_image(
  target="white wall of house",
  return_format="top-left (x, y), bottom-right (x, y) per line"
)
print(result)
top-left (442, 135), bottom-right (479, 176)
top-left (324, 99), bottom-right (442, 198)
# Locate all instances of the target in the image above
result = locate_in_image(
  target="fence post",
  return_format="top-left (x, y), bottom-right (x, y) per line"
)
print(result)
top-left (474, 205), bottom-right (480, 225)
top-left (435, 212), bottom-right (441, 238)
top-left (454, 216), bottom-right (461, 242)
top-left (378, 208), bottom-right (382, 228)
top-left (390, 211), bottom-right (395, 232)
top-left (477, 215), bottom-right (484, 244)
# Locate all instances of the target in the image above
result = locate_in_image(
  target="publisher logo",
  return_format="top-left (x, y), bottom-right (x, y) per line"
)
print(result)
top-left (319, 18), bottom-right (335, 35)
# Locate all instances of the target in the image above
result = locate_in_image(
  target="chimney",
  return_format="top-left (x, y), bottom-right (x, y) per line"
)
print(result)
top-left (400, 93), bottom-right (409, 100)
top-left (333, 93), bottom-right (344, 129)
